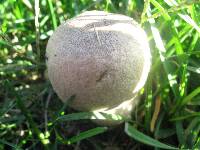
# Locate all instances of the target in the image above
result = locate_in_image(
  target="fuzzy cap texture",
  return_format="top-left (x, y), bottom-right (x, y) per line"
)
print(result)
top-left (46, 11), bottom-right (151, 123)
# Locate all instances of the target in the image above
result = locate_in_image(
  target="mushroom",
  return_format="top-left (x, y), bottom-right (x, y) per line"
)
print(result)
top-left (46, 10), bottom-right (151, 125)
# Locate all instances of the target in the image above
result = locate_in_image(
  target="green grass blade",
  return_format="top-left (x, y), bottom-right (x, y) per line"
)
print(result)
top-left (189, 123), bottom-right (200, 148)
top-left (154, 112), bottom-right (170, 139)
top-left (147, 6), bottom-right (179, 98)
top-left (178, 13), bottom-right (200, 33)
top-left (150, 0), bottom-right (171, 21)
top-left (55, 112), bottom-right (96, 122)
top-left (65, 127), bottom-right (107, 145)
top-left (164, 0), bottom-right (200, 33)
top-left (155, 128), bottom-right (176, 139)
top-left (170, 25), bottom-right (184, 55)
top-left (0, 38), bottom-right (13, 47)
top-left (193, 137), bottom-right (200, 149)
top-left (178, 64), bottom-right (188, 102)
top-left (181, 87), bottom-right (200, 106)
top-left (22, 0), bottom-right (33, 9)
top-left (188, 31), bottom-right (199, 52)
top-left (47, 0), bottom-right (57, 30)
top-left (175, 121), bottom-right (185, 147)
top-left (144, 79), bottom-right (153, 132)
top-left (40, 15), bottom-right (50, 27)
top-left (170, 112), bottom-right (200, 121)
top-left (5, 81), bottom-right (50, 147)
top-left (35, 0), bottom-right (40, 60)
top-left (0, 139), bottom-right (22, 150)
top-left (54, 95), bottom-right (76, 119)
top-left (141, 0), bottom-right (150, 24)
top-left (125, 123), bottom-right (178, 149)
top-left (187, 66), bottom-right (200, 74)
top-left (0, 100), bottom-right (16, 118)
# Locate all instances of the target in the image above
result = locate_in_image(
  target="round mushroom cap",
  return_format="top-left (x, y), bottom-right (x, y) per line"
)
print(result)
top-left (46, 11), bottom-right (151, 113)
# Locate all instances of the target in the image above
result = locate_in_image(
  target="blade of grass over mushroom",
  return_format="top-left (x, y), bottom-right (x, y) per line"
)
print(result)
top-left (124, 123), bottom-right (178, 149)
top-left (48, 95), bottom-right (75, 128)
top-left (56, 127), bottom-right (108, 145)
top-left (46, 0), bottom-right (57, 30)
top-left (0, 139), bottom-right (23, 150)
top-left (55, 111), bottom-right (125, 123)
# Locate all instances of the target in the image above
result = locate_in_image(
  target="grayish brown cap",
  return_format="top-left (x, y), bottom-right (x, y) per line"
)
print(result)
top-left (46, 11), bottom-right (151, 123)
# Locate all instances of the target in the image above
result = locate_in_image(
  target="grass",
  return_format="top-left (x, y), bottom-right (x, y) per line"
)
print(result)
top-left (0, 0), bottom-right (200, 149)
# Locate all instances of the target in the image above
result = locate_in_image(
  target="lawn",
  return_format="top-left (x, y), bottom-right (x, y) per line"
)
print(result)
top-left (0, 0), bottom-right (200, 149)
